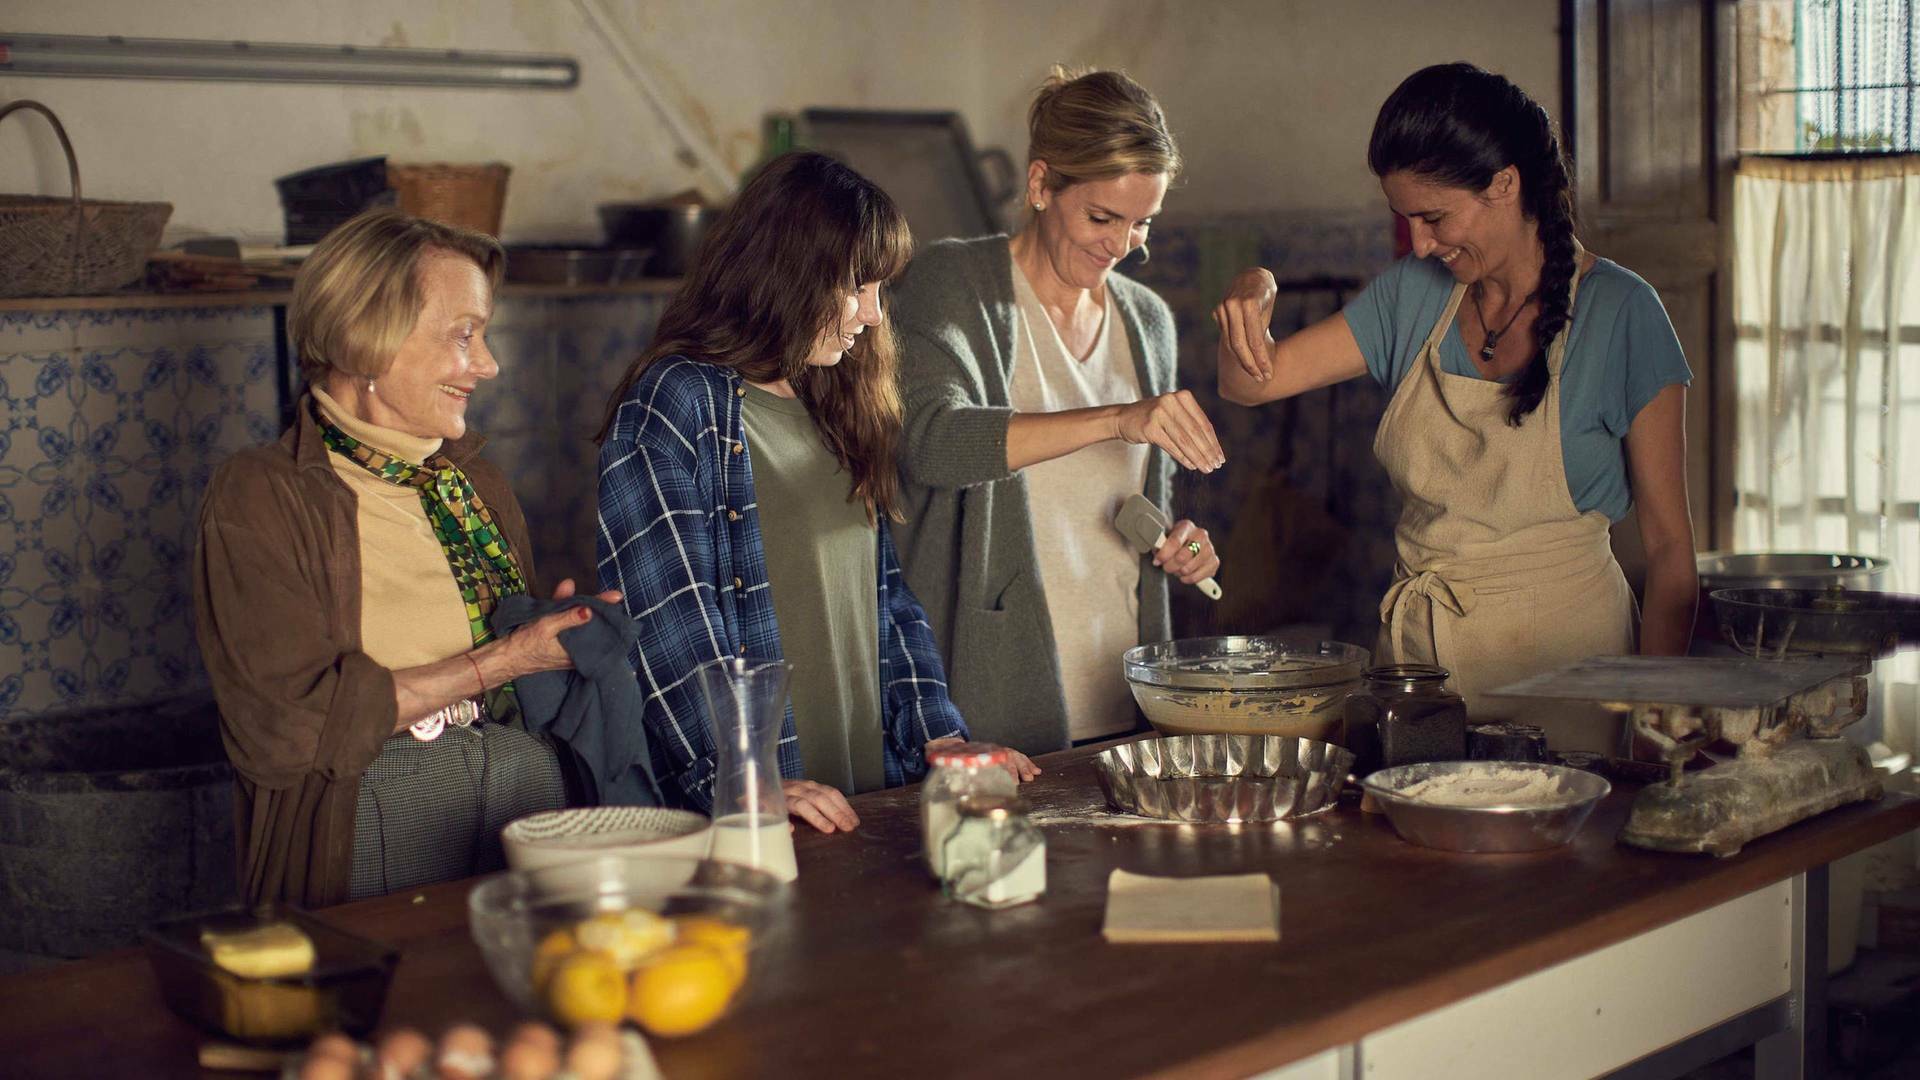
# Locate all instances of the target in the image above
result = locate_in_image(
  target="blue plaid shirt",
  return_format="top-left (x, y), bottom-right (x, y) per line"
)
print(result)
top-left (597, 356), bottom-right (968, 811)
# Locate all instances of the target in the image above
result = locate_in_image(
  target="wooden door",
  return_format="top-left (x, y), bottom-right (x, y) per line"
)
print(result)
top-left (1564, 0), bottom-right (1736, 573)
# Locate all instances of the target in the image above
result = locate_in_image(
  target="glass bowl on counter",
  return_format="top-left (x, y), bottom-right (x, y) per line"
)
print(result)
top-left (144, 904), bottom-right (398, 1046)
top-left (467, 855), bottom-right (785, 1032)
top-left (1121, 637), bottom-right (1370, 741)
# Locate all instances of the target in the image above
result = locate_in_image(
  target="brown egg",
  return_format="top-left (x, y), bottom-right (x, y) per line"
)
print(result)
top-left (435, 1023), bottom-right (495, 1080)
top-left (307, 1032), bottom-right (359, 1063)
top-left (564, 1027), bottom-right (624, 1080)
top-left (296, 1056), bottom-right (355, 1080)
top-left (499, 1038), bottom-right (562, 1080)
top-left (375, 1028), bottom-right (432, 1076)
top-left (507, 1021), bottom-right (563, 1052)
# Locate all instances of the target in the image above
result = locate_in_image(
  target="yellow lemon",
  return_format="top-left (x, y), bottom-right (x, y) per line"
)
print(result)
top-left (671, 916), bottom-right (751, 983)
top-left (626, 944), bottom-right (740, 1037)
top-left (574, 908), bottom-right (675, 970)
top-left (531, 928), bottom-right (578, 991)
top-left (545, 950), bottom-right (628, 1028)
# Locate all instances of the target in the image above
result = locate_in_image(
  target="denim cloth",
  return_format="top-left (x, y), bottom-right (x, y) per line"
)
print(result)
top-left (596, 356), bottom-right (968, 812)
top-left (495, 593), bottom-right (664, 806)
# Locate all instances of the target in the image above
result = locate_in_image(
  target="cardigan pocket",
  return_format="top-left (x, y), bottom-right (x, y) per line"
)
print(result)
top-left (948, 604), bottom-right (1016, 739)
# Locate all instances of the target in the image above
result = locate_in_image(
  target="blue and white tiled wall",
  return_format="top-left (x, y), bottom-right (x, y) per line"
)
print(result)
top-left (467, 293), bottom-right (670, 592)
top-left (0, 307), bottom-right (281, 721)
top-left (0, 294), bottom-right (667, 722)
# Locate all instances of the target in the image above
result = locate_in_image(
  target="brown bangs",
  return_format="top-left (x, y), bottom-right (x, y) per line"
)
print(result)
top-left (596, 150), bottom-right (914, 524)
top-left (855, 194), bottom-right (914, 286)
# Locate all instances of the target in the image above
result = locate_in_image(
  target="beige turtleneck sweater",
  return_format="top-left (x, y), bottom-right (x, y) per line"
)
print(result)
top-left (311, 387), bottom-right (476, 670)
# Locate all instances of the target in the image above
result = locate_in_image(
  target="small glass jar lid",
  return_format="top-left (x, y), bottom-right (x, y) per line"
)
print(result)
top-left (925, 741), bottom-right (1010, 768)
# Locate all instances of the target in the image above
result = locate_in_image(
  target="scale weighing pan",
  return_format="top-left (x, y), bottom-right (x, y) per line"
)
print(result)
top-left (1486, 654), bottom-right (1864, 711)
top-left (1489, 655), bottom-right (1879, 857)
top-left (1712, 587), bottom-right (1920, 659)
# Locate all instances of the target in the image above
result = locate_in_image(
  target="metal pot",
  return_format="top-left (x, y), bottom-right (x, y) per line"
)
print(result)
top-left (597, 202), bottom-right (718, 277)
top-left (1693, 552), bottom-right (1892, 649)
top-left (1696, 552), bottom-right (1890, 591)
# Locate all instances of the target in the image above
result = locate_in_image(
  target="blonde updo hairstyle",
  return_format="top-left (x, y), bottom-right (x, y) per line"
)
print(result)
top-left (289, 208), bottom-right (505, 386)
top-left (1026, 65), bottom-right (1182, 199)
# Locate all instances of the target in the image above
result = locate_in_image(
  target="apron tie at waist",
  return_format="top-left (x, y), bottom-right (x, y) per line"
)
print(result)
top-left (1380, 570), bottom-right (1472, 665)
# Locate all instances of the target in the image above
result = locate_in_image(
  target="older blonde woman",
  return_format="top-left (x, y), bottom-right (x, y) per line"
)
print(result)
top-left (194, 209), bottom-right (615, 906)
top-left (890, 68), bottom-right (1224, 753)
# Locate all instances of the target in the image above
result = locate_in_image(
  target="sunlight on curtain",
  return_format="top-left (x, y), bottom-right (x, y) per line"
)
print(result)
top-left (1732, 155), bottom-right (1920, 753)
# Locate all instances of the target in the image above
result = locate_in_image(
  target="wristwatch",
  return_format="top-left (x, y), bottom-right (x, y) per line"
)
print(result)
top-left (409, 697), bottom-right (484, 742)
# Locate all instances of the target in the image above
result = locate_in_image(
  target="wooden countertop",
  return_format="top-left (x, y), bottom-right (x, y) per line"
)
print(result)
top-left (1, 745), bottom-right (1915, 1079)
top-left (0, 279), bottom-right (681, 314)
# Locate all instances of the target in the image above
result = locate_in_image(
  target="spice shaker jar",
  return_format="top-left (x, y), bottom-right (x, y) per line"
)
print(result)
top-left (940, 794), bottom-right (1046, 909)
top-left (921, 742), bottom-right (1017, 877)
top-left (1342, 664), bottom-right (1468, 776)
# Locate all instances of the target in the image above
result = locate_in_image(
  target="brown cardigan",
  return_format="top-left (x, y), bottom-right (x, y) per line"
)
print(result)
top-left (193, 397), bottom-right (539, 908)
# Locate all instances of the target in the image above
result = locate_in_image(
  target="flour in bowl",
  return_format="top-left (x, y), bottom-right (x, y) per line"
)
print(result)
top-left (1394, 768), bottom-right (1571, 808)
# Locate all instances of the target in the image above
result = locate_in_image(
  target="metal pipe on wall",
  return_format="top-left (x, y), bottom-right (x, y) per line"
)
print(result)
top-left (0, 32), bottom-right (578, 89)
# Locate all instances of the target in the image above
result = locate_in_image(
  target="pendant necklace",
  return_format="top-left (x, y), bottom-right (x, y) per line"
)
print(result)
top-left (1471, 283), bottom-right (1536, 363)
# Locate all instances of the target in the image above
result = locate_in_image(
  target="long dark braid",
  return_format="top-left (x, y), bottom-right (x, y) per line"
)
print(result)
top-left (1367, 63), bottom-right (1579, 426)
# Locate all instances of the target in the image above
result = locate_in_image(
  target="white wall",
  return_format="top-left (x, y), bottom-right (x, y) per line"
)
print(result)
top-left (0, 0), bottom-right (1559, 243)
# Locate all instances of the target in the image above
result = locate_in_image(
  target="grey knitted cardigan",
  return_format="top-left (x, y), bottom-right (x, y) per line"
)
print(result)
top-left (890, 234), bottom-right (1176, 755)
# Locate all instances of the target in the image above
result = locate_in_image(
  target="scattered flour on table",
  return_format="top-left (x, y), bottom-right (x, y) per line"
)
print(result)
top-left (1020, 785), bottom-right (1184, 827)
top-left (1394, 770), bottom-right (1570, 808)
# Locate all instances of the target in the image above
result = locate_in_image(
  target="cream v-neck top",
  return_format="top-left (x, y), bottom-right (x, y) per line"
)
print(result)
top-left (1007, 253), bottom-right (1150, 741)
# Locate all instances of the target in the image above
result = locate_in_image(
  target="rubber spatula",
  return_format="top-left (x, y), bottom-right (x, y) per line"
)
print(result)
top-left (1113, 494), bottom-right (1223, 601)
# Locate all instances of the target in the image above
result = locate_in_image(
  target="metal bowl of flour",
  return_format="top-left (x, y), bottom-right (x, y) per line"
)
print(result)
top-left (1362, 761), bottom-right (1610, 853)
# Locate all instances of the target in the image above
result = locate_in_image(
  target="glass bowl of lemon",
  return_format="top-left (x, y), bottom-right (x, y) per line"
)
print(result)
top-left (468, 855), bottom-right (784, 1038)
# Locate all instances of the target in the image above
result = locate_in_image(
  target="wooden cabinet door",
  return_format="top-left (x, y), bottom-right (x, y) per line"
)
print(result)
top-left (1564, 0), bottom-right (1735, 570)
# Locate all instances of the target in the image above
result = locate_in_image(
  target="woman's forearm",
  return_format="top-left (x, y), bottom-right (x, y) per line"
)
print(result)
top-left (1005, 406), bottom-right (1122, 472)
top-left (1638, 543), bottom-right (1699, 657)
top-left (388, 638), bottom-right (521, 733)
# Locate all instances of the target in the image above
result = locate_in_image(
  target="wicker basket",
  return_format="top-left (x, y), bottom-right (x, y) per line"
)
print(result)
top-left (386, 162), bottom-right (510, 237)
top-left (0, 100), bottom-right (173, 299)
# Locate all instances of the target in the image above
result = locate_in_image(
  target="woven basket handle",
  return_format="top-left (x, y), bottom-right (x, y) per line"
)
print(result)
top-left (0, 99), bottom-right (83, 206)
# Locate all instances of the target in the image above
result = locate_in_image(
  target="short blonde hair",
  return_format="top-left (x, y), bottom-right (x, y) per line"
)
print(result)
top-left (289, 208), bottom-right (505, 385)
top-left (1027, 66), bottom-right (1182, 192)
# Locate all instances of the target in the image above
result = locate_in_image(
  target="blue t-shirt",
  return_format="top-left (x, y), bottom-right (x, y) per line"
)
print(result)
top-left (1342, 254), bottom-right (1691, 522)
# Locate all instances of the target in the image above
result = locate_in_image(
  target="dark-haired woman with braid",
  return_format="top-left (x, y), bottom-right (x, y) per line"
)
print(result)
top-left (1215, 63), bottom-right (1696, 754)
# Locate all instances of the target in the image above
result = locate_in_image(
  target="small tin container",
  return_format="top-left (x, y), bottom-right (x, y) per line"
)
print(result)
top-left (1468, 722), bottom-right (1550, 762)
top-left (1343, 664), bottom-right (1468, 776)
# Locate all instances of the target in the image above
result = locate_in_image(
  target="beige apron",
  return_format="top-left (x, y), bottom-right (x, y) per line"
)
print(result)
top-left (1372, 255), bottom-right (1636, 753)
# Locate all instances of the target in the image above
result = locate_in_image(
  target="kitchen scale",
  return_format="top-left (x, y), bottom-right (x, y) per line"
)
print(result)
top-left (1490, 585), bottom-right (1920, 856)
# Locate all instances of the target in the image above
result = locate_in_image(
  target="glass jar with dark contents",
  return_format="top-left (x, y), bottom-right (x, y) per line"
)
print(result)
top-left (1342, 664), bottom-right (1468, 776)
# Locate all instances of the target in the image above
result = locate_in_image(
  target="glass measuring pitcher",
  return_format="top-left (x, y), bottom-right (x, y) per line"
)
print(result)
top-left (695, 656), bottom-right (798, 882)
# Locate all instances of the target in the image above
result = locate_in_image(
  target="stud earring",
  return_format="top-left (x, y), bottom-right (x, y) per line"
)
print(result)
top-left (1031, 201), bottom-right (1044, 212)
top-left (367, 379), bottom-right (376, 394)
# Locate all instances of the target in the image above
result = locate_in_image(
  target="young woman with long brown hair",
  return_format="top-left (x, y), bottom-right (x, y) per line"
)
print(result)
top-left (596, 151), bottom-right (1036, 834)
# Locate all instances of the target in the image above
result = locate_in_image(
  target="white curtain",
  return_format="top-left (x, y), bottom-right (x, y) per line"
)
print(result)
top-left (1732, 155), bottom-right (1920, 753)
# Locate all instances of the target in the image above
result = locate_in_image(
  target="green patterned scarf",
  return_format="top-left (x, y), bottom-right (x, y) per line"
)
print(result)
top-left (313, 400), bottom-right (528, 646)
